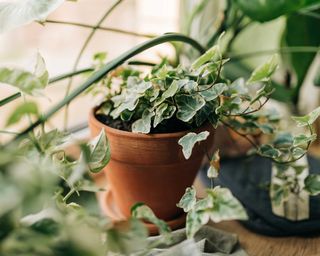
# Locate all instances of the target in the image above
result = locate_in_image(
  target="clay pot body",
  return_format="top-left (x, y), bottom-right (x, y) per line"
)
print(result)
top-left (89, 108), bottom-right (214, 221)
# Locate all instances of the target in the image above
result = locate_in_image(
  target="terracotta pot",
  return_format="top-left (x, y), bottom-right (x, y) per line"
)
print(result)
top-left (89, 107), bottom-right (214, 221)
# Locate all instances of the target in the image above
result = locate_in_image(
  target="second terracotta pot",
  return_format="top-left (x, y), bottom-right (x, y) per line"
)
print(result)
top-left (89, 108), bottom-right (214, 221)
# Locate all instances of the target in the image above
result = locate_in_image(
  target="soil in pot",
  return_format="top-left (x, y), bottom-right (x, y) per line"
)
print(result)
top-left (89, 108), bottom-right (214, 231)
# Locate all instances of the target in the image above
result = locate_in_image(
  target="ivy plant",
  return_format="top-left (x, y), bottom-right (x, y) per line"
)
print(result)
top-left (0, 126), bottom-right (180, 255)
top-left (92, 43), bottom-right (320, 217)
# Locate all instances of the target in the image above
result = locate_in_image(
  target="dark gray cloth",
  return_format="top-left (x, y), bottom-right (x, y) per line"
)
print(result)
top-left (148, 225), bottom-right (248, 256)
top-left (200, 154), bottom-right (320, 236)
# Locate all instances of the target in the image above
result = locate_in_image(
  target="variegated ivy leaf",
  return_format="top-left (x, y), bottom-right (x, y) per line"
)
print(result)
top-left (178, 131), bottom-right (210, 159)
top-left (183, 80), bottom-right (198, 93)
top-left (293, 134), bottom-right (317, 147)
top-left (135, 81), bottom-right (152, 93)
top-left (292, 147), bottom-right (305, 158)
top-left (0, 0), bottom-right (65, 33)
top-left (110, 81), bottom-right (152, 119)
top-left (126, 76), bottom-right (140, 88)
top-left (191, 45), bottom-right (220, 70)
top-left (199, 83), bottom-right (227, 101)
top-left (273, 133), bottom-right (294, 149)
top-left (156, 64), bottom-right (168, 79)
top-left (110, 93), bottom-right (140, 119)
top-left (248, 54), bottom-right (278, 84)
top-left (271, 183), bottom-right (289, 206)
top-left (229, 78), bottom-right (248, 96)
top-left (258, 144), bottom-right (281, 159)
top-left (153, 103), bottom-right (176, 128)
top-left (186, 209), bottom-right (207, 239)
top-left (155, 80), bottom-right (179, 106)
top-left (6, 101), bottom-right (39, 126)
top-left (106, 218), bottom-right (148, 255)
top-left (146, 86), bottom-right (160, 102)
top-left (207, 150), bottom-right (220, 179)
top-left (87, 129), bottom-right (110, 173)
top-left (206, 186), bottom-right (248, 222)
top-left (304, 174), bottom-right (320, 196)
top-left (131, 203), bottom-right (172, 244)
top-left (0, 53), bottom-right (49, 95)
top-left (132, 109), bottom-right (155, 133)
top-left (175, 94), bottom-right (206, 122)
top-left (186, 197), bottom-right (213, 238)
top-left (292, 106), bottom-right (320, 127)
top-left (177, 186), bottom-right (196, 212)
top-left (96, 101), bottom-right (112, 116)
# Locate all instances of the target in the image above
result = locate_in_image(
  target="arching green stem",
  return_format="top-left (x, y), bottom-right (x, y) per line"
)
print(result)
top-left (11, 33), bottom-right (205, 143)
top-left (0, 67), bottom-right (94, 107)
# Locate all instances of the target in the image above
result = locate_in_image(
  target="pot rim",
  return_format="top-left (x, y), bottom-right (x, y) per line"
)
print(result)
top-left (89, 106), bottom-right (212, 139)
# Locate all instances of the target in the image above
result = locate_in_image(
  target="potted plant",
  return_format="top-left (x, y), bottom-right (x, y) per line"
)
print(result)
top-left (180, 0), bottom-right (320, 236)
top-left (86, 41), bottom-right (319, 234)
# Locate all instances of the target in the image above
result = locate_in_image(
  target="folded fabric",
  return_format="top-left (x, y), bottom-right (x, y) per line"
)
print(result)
top-left (147, 225), bottom-right (248, 256)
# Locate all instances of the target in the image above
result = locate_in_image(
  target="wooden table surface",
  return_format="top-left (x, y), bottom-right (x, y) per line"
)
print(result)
top-left (194, 177), bottom-right (320, 256)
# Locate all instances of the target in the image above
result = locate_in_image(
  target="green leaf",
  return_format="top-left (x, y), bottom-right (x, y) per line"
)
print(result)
top-left (37, 129), bottom-right (68, 153)
top-left (87, 129), bottom-right (110, 173)
top-left (185, 209), bottom-right (207, 239)
top-left (155, 80), bottom-right (179, 106)
top-left (199, 83), bottom-right (227, 101)
top-left (175, 94), bottom-right (206, 122)
top-left (304, 174), bottom-right (320, 196)
top-left (194, 101), bottom-right (218, 127)
top-left (282, 8), bottom-right (320, 104)
top-left (256, 123), bottom-right (274, 134)
top-left (292, 107), bottom-right (320, 127)
top-left (0, 0), bottom-right (65, 33)
top-left (273, 133), bottom-right (294, 148)
top-left (177, 186), bottom-right (196, 212)
top-left (146, 86), bottom-right (160, 102)
top-left (96, 101), bottom-right (112, 116)
top-left (293, 134), bottom-right (317, 147)
top-left (207, 186), bottom-right (248, 222)
top-left (292, 106), bottom-right (320, 127)
top-left (93, 52), bottom-right (107, 65)
top-left (292, 147), bottom-right (305, 158)
top-left (178, 131), bottom-right (210, 159)
top-left (110, 93), bottom-right (140, 119)
top-left (234, 0), bottom-right (319, 22)
top-left (131, 203), bottom-right (172, 244)
top-left (135, 81), bottom-right (153, 94)
top-left (271, 183), bottom-right (289, 205)
top-left (106, 218), bottom-right (148, 255)
top-left (259, 144), bottom-right (281, 158)
top-left (192, 45), bottom-right (220, 70)
top-left (153, 103), bottom-right (176, 128)
top-left (0, 53), bottom-right (49, 95)
top-left (248, 55), bottom-right (278, 84)
top-left (132, 109), bottom-right (155, 134)
top-left (6, 101), bottom-right (39, 126)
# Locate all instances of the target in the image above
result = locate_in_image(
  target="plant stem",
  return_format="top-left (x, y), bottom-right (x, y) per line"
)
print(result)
top-left (45, 19), bottom-right (156, 38)
top-left (0, 130), bottom-right (18, 135)
top-left (11, 33), bottom-right (205, 143)
top-left (63, 188), bottom-right (76, 202)
top-left (0, 67), bottom-right (93, 108)
top-left (0, 93), bottom-right (20, 107)
top-left (63, 0), bottom-right (124, 130)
